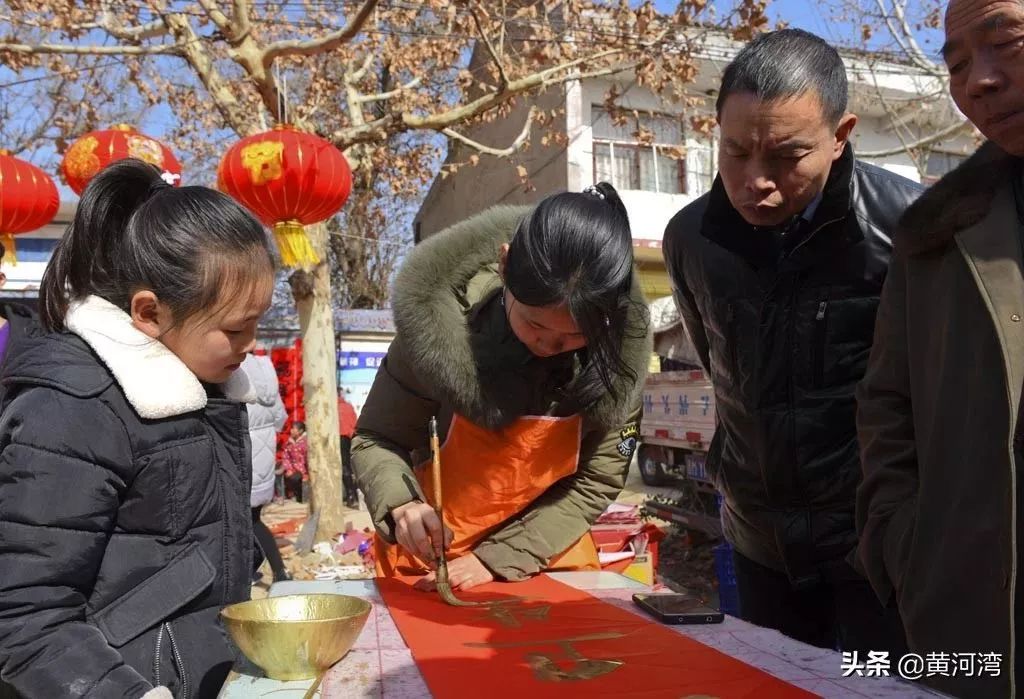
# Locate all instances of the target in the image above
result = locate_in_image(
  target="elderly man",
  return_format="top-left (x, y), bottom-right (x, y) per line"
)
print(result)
top-left (663, 28), bottom-right (920, 653)
top-left (856, 1), bottom-right (1024, 696)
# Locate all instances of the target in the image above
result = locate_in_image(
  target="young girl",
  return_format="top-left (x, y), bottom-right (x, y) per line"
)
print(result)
top-left (353, 182), bottom-right (652, 590)
top-left (280, 421), bottom-right (308, 503)
top-left (0, 159), bottom-right (275, 699)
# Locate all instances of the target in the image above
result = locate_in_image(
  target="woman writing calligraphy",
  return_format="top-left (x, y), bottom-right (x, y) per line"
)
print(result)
top-left (353, 183), bottom-right (651, 590)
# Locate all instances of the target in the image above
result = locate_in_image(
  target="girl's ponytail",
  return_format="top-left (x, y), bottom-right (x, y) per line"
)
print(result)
top-left (40, 160), bottom-right (165, 331)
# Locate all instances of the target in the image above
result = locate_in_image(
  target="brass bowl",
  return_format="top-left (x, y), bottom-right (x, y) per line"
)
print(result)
top-left (220, 593), bottom-right (372, 681)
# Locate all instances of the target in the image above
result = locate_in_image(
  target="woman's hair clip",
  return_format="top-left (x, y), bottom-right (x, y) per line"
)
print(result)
top-left (160, 171), bottom-right (181, 186)
top-left (582, 184), bottom-right (605, 200)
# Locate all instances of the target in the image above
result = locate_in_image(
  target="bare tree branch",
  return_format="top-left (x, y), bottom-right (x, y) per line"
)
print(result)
top-left (404, 55), bottom-right (640, 129)
top-left (867, 65), bottom-right (928, 171)
top-left (354, 76), bottom-right (422, 103)
top-left (232, 0), bottom-right (252, 42)
top-left (890, 0), bottom-right (938, 68)
top-left (297, 86), bottom-right (328, 123)
top-left (0, 14), bottom-right (95, 30)
top-left (9, 1), bottom-right (172, 42)
top-left (0, 10), bottom-right (163, 41)
top-left (342, 73), bottom-right (375, 175)
top-left (470, 5), bottom-right (508, 92)
top-left (341, 62), bottom-right (638, 149)
top-left (197, 0), bottom-right (234, 36)
top-left (859, 119), bottom-right (974, 157)
top-left (331, 56), bottom-right (638, 150)
top-left (498, 0), bottom-right (507, 60)
top-left (223, 44), bottom-right (280, 120)
top-left (194, 0), bottom-right (250, 45)
top-left (263, 0), bottom-right (379, 65)
top-left (208, 20), bottom-right (279, 122)
top-left (333, 44), bottom-right (649, 148)
top-left (348, 53), bottom-right (376, 84)
top-left (0, 41), bottom-right (181, 56)
top-left (6, 75), bottom-right (70, 153)
top-left (162, 12), bottom-right (253, 134)
top-left (443, 106), bottom-right (536, 156)
top-left (873, 0), bottom-right (939, 74)
top-left (99, 1), bottom-right (168, 42)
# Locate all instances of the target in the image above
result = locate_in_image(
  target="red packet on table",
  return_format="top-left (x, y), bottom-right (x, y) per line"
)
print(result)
top-left (378, 575), bottom-right (818, 699)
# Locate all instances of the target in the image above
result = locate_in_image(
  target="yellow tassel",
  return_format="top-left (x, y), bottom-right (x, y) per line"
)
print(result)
top-left (272, 221), bottom-right (320, 269)
top-left (1, 234), bottom-right (16, 267)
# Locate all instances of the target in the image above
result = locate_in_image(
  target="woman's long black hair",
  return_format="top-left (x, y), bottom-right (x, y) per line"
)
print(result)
top-left (504, 181), bottom-right (646, 410)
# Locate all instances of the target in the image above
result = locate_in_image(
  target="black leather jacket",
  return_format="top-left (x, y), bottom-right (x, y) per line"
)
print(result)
top-left (663, 145), bottom-right (922, 587)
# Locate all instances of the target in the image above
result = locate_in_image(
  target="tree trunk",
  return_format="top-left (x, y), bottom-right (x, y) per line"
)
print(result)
top-left (291, 222), bottom-right (345, 542)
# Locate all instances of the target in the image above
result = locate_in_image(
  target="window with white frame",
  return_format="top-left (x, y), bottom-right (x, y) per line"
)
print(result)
top-left (591, 106), bottom-right (685, 194)
top-left (685, 132), bottom-right (718, 198)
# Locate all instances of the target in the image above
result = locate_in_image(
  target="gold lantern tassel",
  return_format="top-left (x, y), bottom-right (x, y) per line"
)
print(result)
top-left (273, 220), bottom-right (320, 269)
top-left (1, 234), bottom-right (17, 266)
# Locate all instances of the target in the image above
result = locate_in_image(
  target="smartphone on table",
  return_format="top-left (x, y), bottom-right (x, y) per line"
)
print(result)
top-left (632, 593), bottom-right (725, 625)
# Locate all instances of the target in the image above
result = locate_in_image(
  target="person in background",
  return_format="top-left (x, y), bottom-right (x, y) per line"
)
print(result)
top-left (856, 0), bottom-right (1024, 695)
top-left (281, 420), bottom-right (308, 503)
top-left (338, 387), bottom-right (359, 508)
top-left (0, 159), bottom-right (275, 699)
top-left (662, 28), bottom-right (920, 654)
top-left (240, 352), bottom-right (290, 583)
top-left (0, 242), bottom-right (36, 369)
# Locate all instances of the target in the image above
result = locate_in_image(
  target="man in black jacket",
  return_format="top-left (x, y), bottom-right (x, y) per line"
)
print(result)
top-left (663, 29), bottom-right (921, 653)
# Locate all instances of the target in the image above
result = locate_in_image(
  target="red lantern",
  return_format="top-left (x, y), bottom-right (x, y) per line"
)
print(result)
top-left (60, 124), bottom-right (182, 195)
top-left (0, 150), bottom-right (59, 265)
top-left (217, 124), bottom-right (352, 268)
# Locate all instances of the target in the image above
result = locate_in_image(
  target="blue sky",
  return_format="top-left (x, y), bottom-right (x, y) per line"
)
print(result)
top-left (654, 0), bottom-right (942, 60)
top-left (763, 0), bottom-right (843, 36)
top-left (654, 0), bottom-right (840, 38)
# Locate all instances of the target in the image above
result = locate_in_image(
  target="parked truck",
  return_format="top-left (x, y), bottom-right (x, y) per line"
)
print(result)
top-left (639, 369), bottom-right (715, 485)
top-left (639, 368), bottom-right (723, 537)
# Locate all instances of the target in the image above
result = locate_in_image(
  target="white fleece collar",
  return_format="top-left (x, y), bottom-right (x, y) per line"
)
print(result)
top-left (65, 295), bottom-right (255, 419)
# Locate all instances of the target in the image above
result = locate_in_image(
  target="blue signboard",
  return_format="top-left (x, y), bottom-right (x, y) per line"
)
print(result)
top-left (337, 352), bottom-right (387, 370)
top-left (337, 351), bottom-right (389, 415)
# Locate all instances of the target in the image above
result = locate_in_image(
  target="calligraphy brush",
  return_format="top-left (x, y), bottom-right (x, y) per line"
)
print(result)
top-left (429, 416), bottom-right (489, 607)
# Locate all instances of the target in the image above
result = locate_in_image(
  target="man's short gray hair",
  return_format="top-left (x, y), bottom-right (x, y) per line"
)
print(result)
top-left (716, 28), bottom-right (849, 125)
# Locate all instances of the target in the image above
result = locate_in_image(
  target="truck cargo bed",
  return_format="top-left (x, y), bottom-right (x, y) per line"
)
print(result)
top-left (641, 370), bottom-right (716, 450)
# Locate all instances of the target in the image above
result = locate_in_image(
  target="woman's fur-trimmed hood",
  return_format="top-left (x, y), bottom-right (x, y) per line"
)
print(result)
top-left (392, 205), bottom-right (652, 429)
top-left (898, 141), bottom-right (1020, 256)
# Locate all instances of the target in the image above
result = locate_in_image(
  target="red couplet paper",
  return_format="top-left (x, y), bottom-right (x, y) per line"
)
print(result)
top-left (377, 576), bottom-right (819, 698)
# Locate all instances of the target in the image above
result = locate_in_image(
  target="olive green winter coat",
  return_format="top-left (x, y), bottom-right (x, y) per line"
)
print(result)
top-left (352, 205), bottom-right (652, 581)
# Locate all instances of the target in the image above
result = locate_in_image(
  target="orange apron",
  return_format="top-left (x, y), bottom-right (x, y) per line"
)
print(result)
top-left (376, 413), bottom-right (600, 577)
